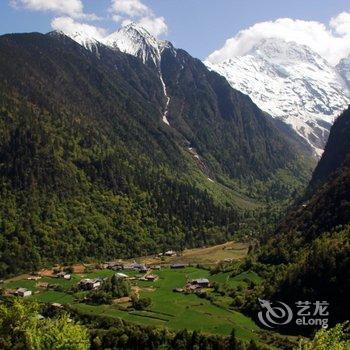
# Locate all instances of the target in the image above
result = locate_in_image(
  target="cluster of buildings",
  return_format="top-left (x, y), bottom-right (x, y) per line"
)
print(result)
top-left (79, 278), bottom-right (102, 290)
top-left (55, 271), bottom-right (71, 280)
top-left (104, 260), bottom-right (163, 273)
top-left (10, 254), bottom-right (189, 299)
top-left (173, 278), bottom-right (210, 294)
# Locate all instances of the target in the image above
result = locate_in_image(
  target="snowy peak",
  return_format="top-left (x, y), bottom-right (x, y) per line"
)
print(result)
top-left (103, 23), bottom-right (174, 126)
top-left (104, 23), bottom-right (165, 67)
top-left (247, 38), bottom-right (326, 67)
top-left (337, 55), bottom-right (350, 89)
top-left (54, 22), bottom-right (175, 127)
top-left (50, 23), bottom-right (172, 67)
top-left (205, 38), bottom-right (350, 157)
top-left (103, 23), bottom-right (173, 126)
top-left (49, 30), bottom-right (101, 52)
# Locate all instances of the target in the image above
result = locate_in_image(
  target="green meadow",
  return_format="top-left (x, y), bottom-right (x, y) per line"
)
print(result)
top-left (2, 267), bottom-right (261, 341)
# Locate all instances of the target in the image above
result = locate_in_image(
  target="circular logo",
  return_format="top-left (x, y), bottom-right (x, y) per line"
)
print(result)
top-left (258, 298), bottom-right (293, 328)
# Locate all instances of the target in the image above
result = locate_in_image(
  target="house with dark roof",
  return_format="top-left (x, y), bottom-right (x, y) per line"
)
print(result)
top-left (170, 263), bottom-right (186, 269)
top-left (191, 278), bottom-right (210, 287)
top-left (145, 274), bottom-right (158, 281)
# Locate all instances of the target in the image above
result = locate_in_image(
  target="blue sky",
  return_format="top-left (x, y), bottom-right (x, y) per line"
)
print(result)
top-left (1, 0), bottom-right (350, 61)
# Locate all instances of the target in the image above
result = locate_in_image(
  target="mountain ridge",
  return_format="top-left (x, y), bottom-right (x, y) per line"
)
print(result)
top-left (48, 26), bottom-right (311, 188)
top-left (205, 38), bottom-right (350, 157)
top-left (56, 24), bottom-right (349, 158)
top-left (0, 31), bottom-right (312, 276)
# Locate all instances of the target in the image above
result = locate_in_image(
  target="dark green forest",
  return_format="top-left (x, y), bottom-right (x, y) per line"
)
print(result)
top-left (230, 107), bottom-right (350, 331)
top-left (0, 32), bottom-right (311, 277)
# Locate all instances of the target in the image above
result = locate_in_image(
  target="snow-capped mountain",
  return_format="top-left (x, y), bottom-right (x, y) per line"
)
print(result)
top-left (55, 25), bottom-right (350, 157)
top-left (337, 55), bottom-right (350, 90)
top-left (53, 23), bottom-right (172, 67)
top-left (55, 23), bottom-right (173, 126)
top-left (205, 39), bottom-right (350, 156)
top-left (103, 23), bottom-right (173, 125)
top-left (104, 23), bottom-right (168, 67)
top-left (50, 28), bottom-right (101, 53)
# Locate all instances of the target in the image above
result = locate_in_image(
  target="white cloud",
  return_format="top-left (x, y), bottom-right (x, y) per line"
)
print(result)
top-left (10, 0), bottom-right (98, 20)
top-left (51, 16), bottom-right (107, 40)
top-left (207, 13), bottom-right (350, 66)
top-left (330, 11), bottom-right (350, 35)
top-left (136, 16), bottom-right (167, 37)
top-left (109, 0), bottom-right (167, 37)
top-left (112, 14), bottom-right (123, 23)
top-left (110, 0), bottom-right (150, 17)
top-left (10, 0), bottom-right (167, 38)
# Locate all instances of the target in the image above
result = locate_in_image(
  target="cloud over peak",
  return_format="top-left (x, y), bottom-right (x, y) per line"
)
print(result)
top-left (207, 13), bottom-right (350, 66)
top-left (51, 17), bottom-right (107, 41)
top-left (10, 0), bottom-right (168, 40)
top-left (109, 0), bottom-right (167, 37)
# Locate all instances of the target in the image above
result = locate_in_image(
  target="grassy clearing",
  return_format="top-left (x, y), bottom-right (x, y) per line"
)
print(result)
top-left (3, 279), bottom-right (38, 291)
top-left (33, 291), bottom-right (75, 304)
top-left (173, 242), bottom-right (248, 265)
top-left (1, 244), bottom-right (262, 341)
top-left (137, 241), bottom-right (249, 266)
top-left (72, 267), bottom-right (259, 339)
top-left (210, 271), bottom-right (262, 288)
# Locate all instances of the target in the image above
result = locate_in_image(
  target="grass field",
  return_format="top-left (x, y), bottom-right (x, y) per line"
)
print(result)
top-left (2, 264), bottom-right (261, 341)
top-left (1, 241), bottom-right (266, 342)
top-left (135, 241), bottom-right (249, 266)
top-left (210, 271), bottom-right (262, 288)
top-left (71, 267), bottom-right (260, 339)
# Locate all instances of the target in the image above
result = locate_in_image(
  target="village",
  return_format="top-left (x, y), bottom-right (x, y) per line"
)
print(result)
top-left (0, 242), bottom-right (260, 338)
top-left (5, 249), bottom-right (215, 300)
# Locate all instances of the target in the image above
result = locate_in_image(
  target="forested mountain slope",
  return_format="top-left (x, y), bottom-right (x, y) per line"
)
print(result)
top-left (309, 107), bottom-right (350, 189)
top-left (63, 23), bottom-right (313, 199)
top-left (0, 32), bottom-right (310, 276)
top-left (161, 45), bottom-right (304, 183)
top-left (277, 107), bottom-right (350, 240)
top-left (251, 107), bottom-right (350, 329)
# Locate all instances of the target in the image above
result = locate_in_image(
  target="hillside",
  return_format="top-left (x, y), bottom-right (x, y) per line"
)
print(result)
top-left (309, 107), bottom-right (350, 189)
top-left (61, 23), bottom-right (313, 200)
top-left (277, 107), bottom-right (350, 240)
top-left (161, 44), bottom-right (304, 183)
top-left (0, 31), bottom-right (310, 277)
top-left (248, 107), bottom-right (350, 330)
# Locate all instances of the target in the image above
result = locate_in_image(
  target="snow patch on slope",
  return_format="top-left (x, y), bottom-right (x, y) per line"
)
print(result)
top-left (159, 74), bottom-right (170, 125)
top-left (50, 28), bottom-right (101, 53)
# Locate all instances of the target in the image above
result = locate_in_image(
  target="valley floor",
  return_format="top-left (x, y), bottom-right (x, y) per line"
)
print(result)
top-left (2, 266), bottom-right (260, 340)
top-left (2, 242), bottom-right (259, 339)
top-left (0, 242), bottom-right (297, 348)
